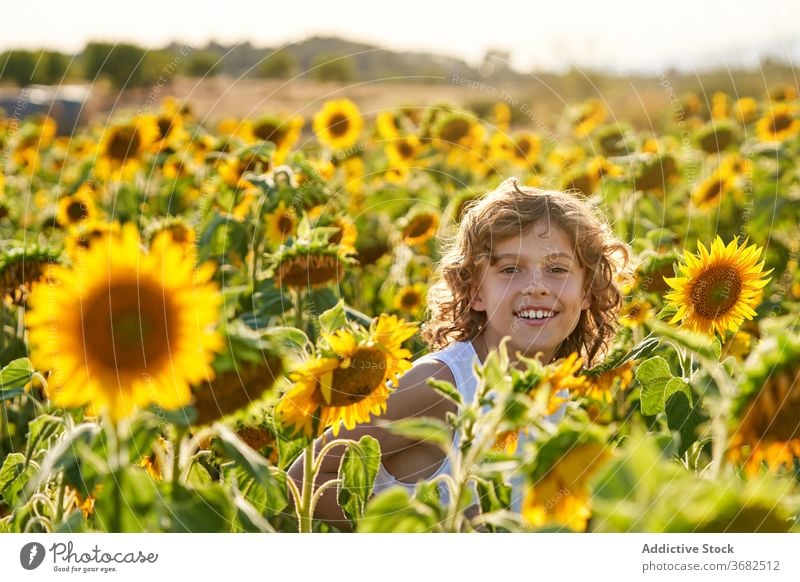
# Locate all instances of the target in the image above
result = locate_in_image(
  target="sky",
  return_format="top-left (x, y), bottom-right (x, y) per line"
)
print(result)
top-left (4, 0), bottom-right (800, 73)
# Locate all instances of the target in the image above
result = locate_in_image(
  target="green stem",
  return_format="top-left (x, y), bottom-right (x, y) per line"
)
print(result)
top-left (111, 421), bottom-right (123, 532)
top-left (172, 427), bottom-right (186, 496)
top-left (54, 472), bottom-right (67, 525)
top-left (298, 442), bottom-right (315, 533)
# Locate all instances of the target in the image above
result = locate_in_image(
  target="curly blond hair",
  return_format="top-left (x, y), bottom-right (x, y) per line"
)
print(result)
top-left (422, 178), bottom-right (632, 366)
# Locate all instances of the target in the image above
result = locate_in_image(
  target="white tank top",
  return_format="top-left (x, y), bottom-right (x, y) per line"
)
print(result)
top-left (372, 340), bottom-right (566, 513)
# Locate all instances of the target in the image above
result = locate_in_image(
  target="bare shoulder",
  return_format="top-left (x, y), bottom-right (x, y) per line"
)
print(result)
top-left (383, 359), bottom-right (457, 421)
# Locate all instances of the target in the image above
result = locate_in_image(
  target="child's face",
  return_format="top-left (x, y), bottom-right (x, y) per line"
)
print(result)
top-left (470, 222), bottom-right (591, 364)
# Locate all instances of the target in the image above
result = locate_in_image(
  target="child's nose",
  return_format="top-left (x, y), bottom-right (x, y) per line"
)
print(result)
top-left (523, 281), bottom-right (549, 295)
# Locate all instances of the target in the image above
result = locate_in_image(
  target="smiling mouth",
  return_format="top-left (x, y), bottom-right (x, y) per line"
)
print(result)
top-left (514, 309), bottom-right (559, 321)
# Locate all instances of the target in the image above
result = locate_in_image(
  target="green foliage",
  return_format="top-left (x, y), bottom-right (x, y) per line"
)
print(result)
top-left (257, 49), bottom-right (298, 79)
top-left (310, 53), bottom-right (356, 82)
top-left (337, 435), bottom-right (380, 524)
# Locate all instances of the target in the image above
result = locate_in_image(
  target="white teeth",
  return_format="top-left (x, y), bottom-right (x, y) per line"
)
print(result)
top-left (516, 309), bottom-right (555, 320)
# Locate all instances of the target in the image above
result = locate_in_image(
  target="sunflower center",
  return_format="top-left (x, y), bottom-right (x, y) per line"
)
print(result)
top-left (440, 119), bottom-right (470, 143)
top-left (107, 127), bottom-right (141, 162)
top-left (328, 113), bottom-right (350, 138)
top-left (514, 138), bottom-right (532, 159)
top-left (157, 117), bottom-right (173, 140)
top-left (67, 200), bottom-right (89, 222)
top-left (771, 113), bottom-right (792, 134)
top-left (167, 225), bottom-right (191, 244)
top-left (254, 122), bottom-right (286, 145)
top-left (690, 265), bottom-right (743, 319)
top-left (700, 179), bottom-right (725, 203)
top-left (400, 290), bottom-right (421, 310)
top-left (328, 348), bottom-right (387, 406)
top-left (397, 141), bottom-right (414, 159)
top-left (277, 213), bottom-right (294, 235)
top-left (405, 215), bottom-right (435, 239)
top-left (83, 278), bottom-right (174, 374)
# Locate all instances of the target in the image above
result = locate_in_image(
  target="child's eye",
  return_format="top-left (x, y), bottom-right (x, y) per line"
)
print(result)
top-left (548, 265), bottom-right (569, 273)
top-left (500, 266), bottom-right (520, 274)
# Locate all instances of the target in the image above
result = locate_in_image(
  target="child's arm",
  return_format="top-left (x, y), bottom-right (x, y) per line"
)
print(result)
top-left (287, 360), bottom-right (457, 531)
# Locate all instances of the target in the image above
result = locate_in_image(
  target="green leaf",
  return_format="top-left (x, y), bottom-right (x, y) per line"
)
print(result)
top-left (637, 356), bottom-right (691, 416)
top-left (262, 326), bottom-right (311, 357)
top-left (0, 453), bottom-right (30, 506)
top-left (584, 333), bottom-right (660, 376)
top-left (664, 391), bottom-right (705, 456)
top-left (93, 467), bottom-right (160, 532)
top-left (25, 414), bottom-right (63, 459)
top-left (214, 424), bottom-right (286, 513)
top-left (357, 488), bottom-right (439, 532)
top-left (220, 462), bottom-right (287, 516)
top-left (0, 358), bottom-right (33, 400)
top-left (645, 319), bottom-right (717, 361)
top-left (476, 474), bottom-right (512, 515)
top-left (337, 435), bottom-right (381, 524)
top-left (165, 483), bottom-right (234, 533)
top-left (427, 378), bottom-right (463, 406)
top-left (378, 417), bottom-right (452, 452)
top-left (318, 299), bottom-right (348, 334)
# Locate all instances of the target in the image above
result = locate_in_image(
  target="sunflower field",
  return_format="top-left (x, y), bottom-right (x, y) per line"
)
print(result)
top-left (1, 86), bottom-right (800, 533)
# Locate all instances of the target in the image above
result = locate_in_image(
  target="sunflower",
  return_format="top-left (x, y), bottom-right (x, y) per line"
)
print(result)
top-left (663, 237), bottom-right (772, 337)
top-left (147, 217), bottom-right (196, 254)
top-left (138, 436), bottom-right (170, 481)
top-left (595, 125), bottom-right (632, 156)
top-left (0, 244), bottom-right (59, 300)
top-left (236, 424), bottom-right (279, 463)
top-left (691, 170), bottom-right (735, 211)
top-left (728, 331), bottom-right (800, 475)
top-left (509, 132), bottom-right (541, 167)
top-left (264, 201), bottom-right (298, 247)
top-left (768, 84), bottom-right (798, 102)
top-left (313, 99), bottom-right (363, 151)
top-left (432, 112), bottom-right (484, 150)
top-left (376, 111), bottom-right (402, 139)
top-left (193, 355), bottom-right (283, 425)
top-left (96, 116), bottom-right (159, 179)
top-left (401, 210), bottom-right (440, 246)
top-left (270, 229), bottom-right (357, 290)
top-left (634, 153), bottom-right (678, 193)
top-left (307, 207), bottom-right (358, 255)
top-left (385, 135), bottom-right (422, 167)
top-left (711, 92), bottom-right (729, 120)
top-left (571, 99), bottom-right (607, 136)
top-left (587, 156), bottom-right (623, 181)
top-left (394, 283), bottom-right (426, 314)
top-left (734, 97), bottom-right (758, 124)
top-left (756, 104), bottom-right (800, 142)
top-left (26, 224), bottom-right (223, 421)
top-left (276, 314), bottom-right (418, 437)
top-left (580, 360), bottom-right (635, 403)
top-left (490, 102), bottom-right (512, 131)
top-left (619, 299), bottom-right (652, 328)
top-left (56, 184), bottom-right (98, 228)
top-left (64, 220), bottom-right (120, 258)
top-left (695, 121), bottom-right (735, 154)
top-left (521, 427), bottom-right (610, 531)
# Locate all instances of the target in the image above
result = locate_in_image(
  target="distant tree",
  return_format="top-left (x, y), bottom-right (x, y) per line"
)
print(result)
top-left (311, 53), bottom-right (356, 82)
top-left (33, 51), bottom-right (72, 85)
top-left (184, 50), bottom-right (221, 77)
top-left (257, 49), bottom-right (298, 78)
top-left (1, 50), bottom-right (37, 86)
top-left (82, 42), bottom-right (154, 89)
